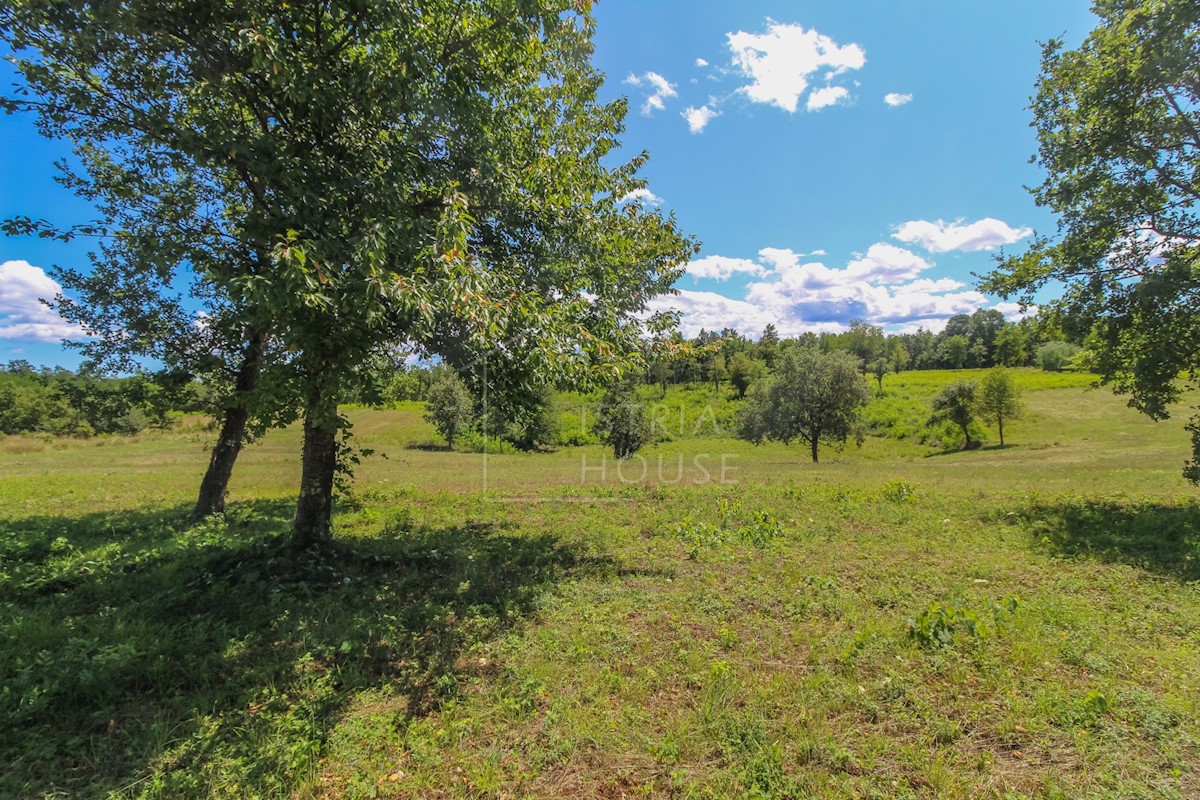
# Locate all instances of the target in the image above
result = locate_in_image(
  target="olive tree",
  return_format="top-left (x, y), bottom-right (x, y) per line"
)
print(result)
top-left (736, 347), bottom-right (871, 463)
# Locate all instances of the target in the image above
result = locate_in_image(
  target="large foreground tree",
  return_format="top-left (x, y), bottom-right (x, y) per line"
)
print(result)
top-left (983, 0), bottom-right (1200, 480)
top-left (3, 0), bottom-right (694, 543)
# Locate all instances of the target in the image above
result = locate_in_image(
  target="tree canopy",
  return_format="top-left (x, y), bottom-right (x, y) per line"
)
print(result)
top-left (2, 0), bottom-right (696, 540)
top-left (983, 0), bottom-right (1200, 480)
top-left (736, 347), bottom-right (870, 463)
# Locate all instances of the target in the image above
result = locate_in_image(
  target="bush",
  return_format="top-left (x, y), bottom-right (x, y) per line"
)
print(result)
top-left (1037, 341), bottom-right (1082, 372)
top-left (593, 380), bottom-right (651, 459)
top-left (423, 371), bottom-right (474, 447)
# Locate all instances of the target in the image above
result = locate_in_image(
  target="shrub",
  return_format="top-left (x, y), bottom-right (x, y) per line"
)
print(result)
top-left (423, 371), bottom-right (474, 447)
top-left (1037, 341), bottom-right (1082, 372)
top-left (593, 380), bottom-right (651, 459)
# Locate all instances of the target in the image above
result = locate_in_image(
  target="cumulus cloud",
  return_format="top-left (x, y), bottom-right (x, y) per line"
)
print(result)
top-left (618, 188), bottom-right (664, 206)
top-left (0, 260), bottom-right (83, 342)
top-left (657, 245), bottom-right (1010, 336)
top-left (647, 290), bottom-right (779, 338)
top-left (993, 301), bottom-right (1037, 321)
top-left (624, 71), bottom-right (678, 115)
top-left (884, 92), bottom-right (913, 107)
top-left (893, 217), bottom-right (1033, 253)
top-left (806, 85), bottom-right (851, 111)
top-left (682, 104), bottom-right (720, 133)
top-left (685, 255), bottom-right (765, 281)
top-left (726, 21), bottom-right (865, 113)
top-left (695, 57), bottom-right (709, 68)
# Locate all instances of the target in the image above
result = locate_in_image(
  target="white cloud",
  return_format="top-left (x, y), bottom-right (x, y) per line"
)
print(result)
top-left (844, 243), bottom-right (932, 284)
top-left (726, 21), bottom-right (865, 113)
top-left (884, 92), bottom-right (913, 107)
top-left (624, 71), bottom-right (678, 115)
top-left (893, 218), bottom-right (1033, 253)
top-left (993, 301), bottom-right (1037, 321)
top-left (618, 188), bottom-right (664, 206)
top-left (658, 244), bottom-right (1017, 335)
top-left (695, 57), bottom-right (709, 68)
top-left (647, 290), bottom-right (779, 338)
top-left (685, 255), bottom-right (765, 281)
top-left (682, 104), bottom-right (720, 134)
top-left (0, 260), bottom-right (84, 342)
top-left (806, 85), bottom-right (851, 111)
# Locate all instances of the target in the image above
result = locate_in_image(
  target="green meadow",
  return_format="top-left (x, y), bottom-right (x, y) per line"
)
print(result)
top-left (2, 369), bottom-right (1198, 798)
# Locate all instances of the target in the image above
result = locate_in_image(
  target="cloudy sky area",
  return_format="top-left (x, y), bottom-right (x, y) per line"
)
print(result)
top-left (0, 1), bottom-right (1096, 365)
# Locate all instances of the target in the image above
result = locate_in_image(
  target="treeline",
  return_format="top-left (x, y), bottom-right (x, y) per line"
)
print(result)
top-left (644, 309), bottom-right (1083, 394)
top-left (0, 360), bottom-right (196, 436)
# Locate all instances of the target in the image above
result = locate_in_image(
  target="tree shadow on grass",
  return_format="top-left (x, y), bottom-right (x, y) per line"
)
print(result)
top-left (1013, 498), bottom-right (1200, 581)
top-left (0, 499), bottom-right (611, 798)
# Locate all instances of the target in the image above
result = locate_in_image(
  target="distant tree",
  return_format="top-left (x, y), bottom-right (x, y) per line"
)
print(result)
top-left (943, 314), bottom-right (973, 340)
top-left (758, 323), bottom-right (781, 367)
top-left (968, 308), bottom-right (1007, 366)
top-left (1036, 341), bottom-right (1081, 372)
top-left (930, 380), bottom-right (981, 449)
top-left (728, 352), bottom-right (766, 399)
top-left (593, 380), bottom-right (651, 459)
top-left (993, 325), bottom-right (1029, 367)
top-left (648, 359), bottom-right (672, 397)
top-left (707, 353), bottom-right (728, 393)
top-left (843, 320), bottom-right (885, 372)
top-left (505, 385), bottom-right (560, 452)
top-left (939, 335), bottom-right (970, 369)
top-left (888, 340), bottom-right (910, 374)
top-left (424, 372), bottom-right (474, 448)
top-left (871, 359), bottom-right (890, 397)
top-left (978, 368), bottom-right (1023, 446)
top-left (736, 347), bottom-right (871, 463)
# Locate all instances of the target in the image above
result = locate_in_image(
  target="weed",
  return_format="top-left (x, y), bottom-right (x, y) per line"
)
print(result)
top-left (906, 602), bottom-right (985, 650)
top-left (879, 478), bottom-right (920, 503)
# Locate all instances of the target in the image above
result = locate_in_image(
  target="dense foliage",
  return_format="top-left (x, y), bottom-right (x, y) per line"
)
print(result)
top-left (983, 0), bottom-right (1200, 480)
top-left (0, 361), bottom-right (187, 436)
top-left (2, 0), bottom-right (695, 539)
top-left (736, 347), bottom-right (871, 463)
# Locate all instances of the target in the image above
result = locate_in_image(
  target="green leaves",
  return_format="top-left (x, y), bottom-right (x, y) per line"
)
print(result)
top-left (735, 346), bottom-right (872, 462)
top-left (984, 0), bottom-right (1200, 480)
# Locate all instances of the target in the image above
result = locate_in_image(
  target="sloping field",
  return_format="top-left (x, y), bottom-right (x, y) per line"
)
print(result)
top-left (1, 371), bottom-right (1197, 798)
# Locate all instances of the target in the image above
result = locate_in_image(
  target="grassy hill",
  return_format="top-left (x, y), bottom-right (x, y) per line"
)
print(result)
top-left (1, 370), bottom-right (1197, 798)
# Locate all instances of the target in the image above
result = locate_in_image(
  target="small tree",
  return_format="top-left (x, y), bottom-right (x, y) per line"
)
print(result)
top-left (978, 368), bottom-right (1023, 446)
top-left (506, 385), bottom-right (560, 452)
top-left (736, 347), bottom-right (871, 463)
top-left (707, 353), bottom-right (728, 393)
top-left (593, 380), bottom-right (651, 459)
top-left (728, 352), bottom-right (766, 399)
top-left (930, 380), bottom-right (980, 449)
top-left (424, 372), bottom-right (474, 448)
top-left (870, 359), bottom-right (890, 397)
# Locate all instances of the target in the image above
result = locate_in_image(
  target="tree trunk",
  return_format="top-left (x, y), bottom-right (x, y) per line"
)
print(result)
top-left (810, 436), bottom-right (820, 463)
top-left (293, 385), bottom-right (338, 547)
top-left (190, 330), bottom-right (265, 522)
top-left (998, 416), bottom-right (1005, 447)
top-left (962, 424), bottom-right (972, 448)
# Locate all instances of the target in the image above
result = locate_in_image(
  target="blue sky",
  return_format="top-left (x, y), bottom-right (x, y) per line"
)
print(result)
top-left (0, 1), bottom-right (1097, 367)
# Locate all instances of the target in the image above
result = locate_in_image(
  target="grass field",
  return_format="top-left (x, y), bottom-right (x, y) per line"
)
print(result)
top-left (2, 369), bottom-right (1198, 798)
